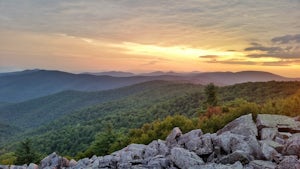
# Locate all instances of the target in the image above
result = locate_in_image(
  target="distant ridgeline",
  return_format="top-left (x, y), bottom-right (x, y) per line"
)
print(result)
top-left (0, 69), bottom-right (298, 102)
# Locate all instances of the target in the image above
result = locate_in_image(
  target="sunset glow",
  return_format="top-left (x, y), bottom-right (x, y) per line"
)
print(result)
top-left (0, 1), bottom-right (300, 77)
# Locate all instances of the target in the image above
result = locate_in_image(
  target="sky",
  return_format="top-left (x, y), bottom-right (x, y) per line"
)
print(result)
top-left (0, 0), bottom-right (300, 77)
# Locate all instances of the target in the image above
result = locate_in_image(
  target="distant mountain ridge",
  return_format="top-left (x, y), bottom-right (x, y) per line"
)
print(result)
top-left (0, 69), bottom-right (298, 102)
top-left (81, 71), bottom-right (136, 77)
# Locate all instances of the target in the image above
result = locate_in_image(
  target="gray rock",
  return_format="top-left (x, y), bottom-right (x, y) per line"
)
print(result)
top-left (147, 155), bottom-right (170, 169)
top-left (68, 159), bottom-right (77, 167)
top-left (166, 127), bottom-right (182, 147)
top-left (117, 162), bottom-right (132, 169)
top-left (219, 150), bottom-right (252, 165)
top-left (260, 128), bottom-right (277, 140)
top-left (118, 144), bottom-right (146, 163)
top-left (274, 136), bottom-right (285, 145)
top-left (260, 140), bottom-right (284, 153)
top-left (0, 165), bottom-right (9, 169)
top-left (277, 156), bottom-right (300, 169)
top-left (178, 129), bottom-right (203, 146)
top-left (190, 161), bottom-right (243, 169)
top-left (170, 147), bottom-right (204, 169)
top-left (40, 152), bottom-right (69, 169)
top-left (282, 134), bottom-right (300, 157)
top-left (213, 131), bottom-right (262, 159)
top-left (144, 140), bottom-right (168, 160)
top-left (98, 155), bottom-right (119, 168)
top-left (131, 165), bottom-right (149, 169)
top-left (260, 141), bottom-right (280, 160)
top-left (195, 133), bottom-right (214, 155)
top-left (73, 157), bottom-right (91, 169)
top-left (8, 166), bottom-right (27, 169)
top-left (27, 163), bottom-right (38, 169)
top-left (256, 114), bottom-right (300, 130)
top-left (217, 114), bottom-right (258, 137)
top-left (185, 133), bottom-right (214, 156)
top-left (249, 160), bottom-right (276, 169)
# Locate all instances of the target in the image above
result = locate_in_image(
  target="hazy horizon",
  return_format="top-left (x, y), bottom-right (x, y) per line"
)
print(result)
top-left (1, 68), bottom-right (299, 78)
top-left (1, 1), bottom-right (300, 77)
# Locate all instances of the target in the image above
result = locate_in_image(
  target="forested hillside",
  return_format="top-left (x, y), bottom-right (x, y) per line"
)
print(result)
top-left (1, 81), bottom-right (300, 164)
top-left (0, 81), bottom-right (184, 129)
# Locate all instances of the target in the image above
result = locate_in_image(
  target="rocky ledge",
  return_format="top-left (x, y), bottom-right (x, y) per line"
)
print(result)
top-left (1, 114), bottom-right (300, 169)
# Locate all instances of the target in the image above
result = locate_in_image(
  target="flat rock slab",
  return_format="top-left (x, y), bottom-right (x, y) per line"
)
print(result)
top-left (256, 114), bottom-right (300, 130)
top-left (249, 160), bottom-right (276, 169)
top-left (217, 114), bottom-right (258, 137)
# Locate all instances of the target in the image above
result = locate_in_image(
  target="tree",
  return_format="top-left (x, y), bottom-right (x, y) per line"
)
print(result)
top-left (15, 139), bottom-right (39, 165)
top-left (205, 83), bottom-right (218, 107)
top-left (82, 123), bottom-right (117, 157)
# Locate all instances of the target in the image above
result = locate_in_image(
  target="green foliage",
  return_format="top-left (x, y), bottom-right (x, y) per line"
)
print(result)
top-left (15, 139), bottom-right (39, 165)
top-left (261, 90), bottom-right (300, 117)
top-left (127, 115), bottom-right (198, 145)
top-left (199, 99), bottom-right (260, 133)
top-left (205, 83), bottom-right (218, 107)
top-left (0, 81), bottom-right (178, 130)
top-left (220, 81), bottom-right (300, 103)
top-left (0, 152), bottom-right (16, 165)
top-left (8, 82), bottom-right (202, 157)
top-left (0, 123), bottom-right (20, 145)
top-left (81, 123), bottom-right (117, 157)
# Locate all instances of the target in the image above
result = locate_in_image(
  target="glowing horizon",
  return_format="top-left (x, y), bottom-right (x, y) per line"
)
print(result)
top-left (0, 1), bottom-right (300, 77)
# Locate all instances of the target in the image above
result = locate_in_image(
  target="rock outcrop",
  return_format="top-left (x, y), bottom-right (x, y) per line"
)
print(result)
top-left (2, 114), bottom-right (300, 169)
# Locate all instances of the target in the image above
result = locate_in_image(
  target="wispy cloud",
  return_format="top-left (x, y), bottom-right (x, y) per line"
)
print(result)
top-left (272, 34), bottom-right (300, 44)
top-left (244, 34), bottom-right (300, 60)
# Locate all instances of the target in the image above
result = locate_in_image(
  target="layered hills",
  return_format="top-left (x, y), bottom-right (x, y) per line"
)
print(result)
top-left (0, 69), bottom-right (297, 102)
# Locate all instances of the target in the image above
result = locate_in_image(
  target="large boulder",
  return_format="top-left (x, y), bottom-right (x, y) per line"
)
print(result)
top-left (277, 156), bottom-right (300, 169)
top-left (40, 152), bottom-right (69, 169)
top-left (217, 114), bottom-right (258, 137)
top-left (260, 141), bottom-right (279, 161)
top-left (166, 127), bottom-right (182, 147)
top-left (98, 155), bottom-right (120, 168)
top-left (180, 133), bottom-right (214, 156)
top-left (147, 155), bottom-right (170, 169)
top-left (178, 129), bottom-right (203, 146)
top-left (118, 144), bottom-right (146, 163)
top-left (143, 140), bottom-right (168, 160)
top-left (260, 140), bottom-right (284, 154)
top-left (213, 131), bottom-right (262, 159)
top-left (282, 134), bottom-right (300, 157)
top-left (170, 147), bottom-right (204, 169)
top-left (71, 158), bottom-right (91, 169)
